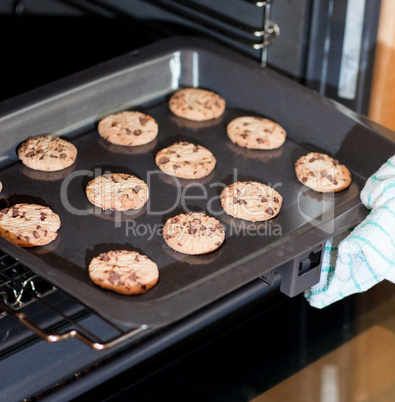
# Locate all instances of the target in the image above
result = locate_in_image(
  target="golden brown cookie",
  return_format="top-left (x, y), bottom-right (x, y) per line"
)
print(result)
top-left (163, 212), bottom-right (225, 255)
top-left (220, 181), bottom-right (282, 222)
top-left (0, 203), bottom-right (61, 247)
top-left (295, 152), bottom-right (352, 192)
top-left (169, 88), bottom-right (226, 121)
top-left (18, 136), bottom-right (77, 172)
top-left (89, 250), bottom-right (159, 295)
top-left (98, 111), bottom-right (158, 146)
top-left (155, 142), bottom-right (216, 179)
top-left (86, 173), bottom-right (149, 211)
top-left (227, 116), bottom-right (286, 150)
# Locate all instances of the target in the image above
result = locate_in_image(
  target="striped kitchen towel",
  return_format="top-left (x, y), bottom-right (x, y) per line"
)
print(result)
top-left (305, 155), bottom-right (395, 308)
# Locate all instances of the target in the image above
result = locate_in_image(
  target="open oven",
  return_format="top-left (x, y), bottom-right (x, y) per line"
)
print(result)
top-left (1, 1), bottom-right (395, 401)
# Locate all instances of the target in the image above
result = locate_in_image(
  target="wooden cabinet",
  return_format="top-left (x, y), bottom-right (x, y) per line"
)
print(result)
top-left (369, 0), bottom-right (395, 131)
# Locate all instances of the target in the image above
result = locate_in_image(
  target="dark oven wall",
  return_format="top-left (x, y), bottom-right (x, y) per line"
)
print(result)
top-left (0, 0), bottom-right (381, 114)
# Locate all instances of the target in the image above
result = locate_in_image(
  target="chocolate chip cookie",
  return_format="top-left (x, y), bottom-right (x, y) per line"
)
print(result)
top-left (295, 152), bottom-right (352, 192)
top-left (86, 173), bottom-right (149, 211)
top-left (169, 88), bottom-right (226, 121)
top-left (155, 142), bottom-right (216, 179)
top-left (98, 111), bottom-right (158, 146)
top-left (163, 212), bottom-right (225, 255)
top-left (227, 116), bottom-right (286, 150)
top-left (221, 181), bottom-right (282, 222)
top-left (18, 135), bottom-right (77, 172)
top-left (89, 250), bottom-right (159, 295)
top-left (0, 203), bottom-right (61, 247)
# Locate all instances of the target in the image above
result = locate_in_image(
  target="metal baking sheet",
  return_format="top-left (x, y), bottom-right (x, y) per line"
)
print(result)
top-left (0, 37), bottom-right (394, 327)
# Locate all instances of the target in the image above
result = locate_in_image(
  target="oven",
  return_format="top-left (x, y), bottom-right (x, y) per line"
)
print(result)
top-left (1, 1), bottom-right (395, 401)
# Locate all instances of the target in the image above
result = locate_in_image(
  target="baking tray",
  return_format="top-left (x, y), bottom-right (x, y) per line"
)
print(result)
top-left (0, 37), bottom-right (394, 327)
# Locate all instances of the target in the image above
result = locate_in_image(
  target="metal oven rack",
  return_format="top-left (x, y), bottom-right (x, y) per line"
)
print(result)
top-left (0, 250), bottom-right (148, 352)
top-left (56, 0), bottom-right (279, 66)
top-left (140, 0), bottom-right (279, 66)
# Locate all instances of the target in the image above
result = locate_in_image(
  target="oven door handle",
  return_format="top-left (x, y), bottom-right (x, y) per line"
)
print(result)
top-left (0, 299), bottom-right (148, 350)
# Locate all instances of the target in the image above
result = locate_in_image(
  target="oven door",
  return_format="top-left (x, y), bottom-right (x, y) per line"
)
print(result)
top-left (77, 280), bottom-right (395, 401)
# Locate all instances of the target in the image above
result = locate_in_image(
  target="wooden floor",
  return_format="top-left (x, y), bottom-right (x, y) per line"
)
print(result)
top-left (251, 294), bottom-right (395, 402)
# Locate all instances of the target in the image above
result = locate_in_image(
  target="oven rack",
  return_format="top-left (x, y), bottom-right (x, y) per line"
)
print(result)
top-left (0, 250), bottom-right (149, 351)
top-left (58, 0), bottom-right (279, 67)
top-left (142, 0), bottom-right (279, 65)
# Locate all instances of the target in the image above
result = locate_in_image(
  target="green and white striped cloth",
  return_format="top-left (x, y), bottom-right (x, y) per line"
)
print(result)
top-left (305, 156), bottom-right (395, 308)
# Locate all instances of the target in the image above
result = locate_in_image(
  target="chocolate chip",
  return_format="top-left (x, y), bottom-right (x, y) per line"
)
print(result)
top-left (233, 197), bottom-right (239, 204)
top-left (25, 151), bottom-right (35, 157)
top-left (302, 177), bottom-right (308, 183)
top-left (111, 121), bottom-right (119, 127)
top-left (173, 164), bottom-right (179, 170)
top-left (310, 154), bottom-right (325, 163)
top-left (215, 242), bottom-right (221, 246)
top-left (12, 209), bottom-right (19, 218)
top-left (239, 199), bottom-right (247, 205)
top-left (200, 225), bottom-right (206, 231)
top-left (100, 254), bottom-right (110, 262)
top-left (321, 171), bottom-right (337, 184)
top-left (193, 145), bottom-right (200, 152)
top-left (139, 116), bottom-right (149, 125)
top-left (240, 134), bottom-right (248, 139)
top-left (159, 157), bottom-right (169, 164)
top-left (274, 197), bottom-right (279, 203)
top-left (108, 271), bottom-right (120, 284)
top-left (33, 231), bottom-right (39, 239)
top-left (129, 272), bottom-right (138, 281)
top-left (188, 227), bottom-right (197, 235)
top-left (134, 129), bottom-right (142, 136)
top-left (132, 186), bottom-right (141, 193)
top-left (59, 153), bottom-right (67, 159)
top-left (266, 207), bottom-right (274, 215)
top-left (256, 138), bottom-right (263, 143)
top-left (261, 197), bottom-right (267, 203)
top-left (40, 213), bottom-right (47, 221)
